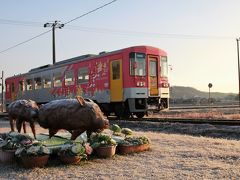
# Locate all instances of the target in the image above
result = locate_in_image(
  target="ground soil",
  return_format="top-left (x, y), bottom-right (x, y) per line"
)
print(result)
top-left (0, 113), bottom-right (240, 179)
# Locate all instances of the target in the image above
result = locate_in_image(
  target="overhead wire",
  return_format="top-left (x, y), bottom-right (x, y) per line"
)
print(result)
top-left (0, 18), bottom-right (234, 40)
top-left (64, 25), bottom-right (235, 40)
top-left (0, 18), bottom-right (42, 27)
top-left (0, 30), bottom-right (51, 54)
top-left (0, 0), bottom-right (118, 55)
top-left (64, 0), bottom-right (117, 25)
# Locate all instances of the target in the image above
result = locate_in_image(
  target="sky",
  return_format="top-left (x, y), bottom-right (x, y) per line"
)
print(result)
top-left (0, 0), bottom-right (240, 93)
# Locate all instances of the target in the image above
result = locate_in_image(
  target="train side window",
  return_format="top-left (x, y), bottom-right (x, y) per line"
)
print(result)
top-left (78, 67), bottom-right (89, 84)
top-left (53, 73), bottom-right (62, 87)
top-left (43, 76), bottom-right (52, 88)
top-left (11, 82), bottom-right (15, 92)
top-left (26, 79), bottom-right (33, 91)
top-left (65, 70), bottom-right (74, 86)
top-left (34, 77), bottom-right (42, 90)
top-left (112, 61), bottom-right (120, 80)
top-left (19, 80), bottom-right (25, 91)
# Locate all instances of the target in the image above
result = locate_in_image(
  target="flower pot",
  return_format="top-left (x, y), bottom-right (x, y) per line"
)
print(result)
top-left (59, 155), bottom-right (81, 164)
top-left (21, 155), bottom-right (49, 168)
top-left (0, 149), bottom-right (15, 164)
top-left (117, 143), bottom-right (150, 154)
top-left (95, 145), bottom-right (116, 158)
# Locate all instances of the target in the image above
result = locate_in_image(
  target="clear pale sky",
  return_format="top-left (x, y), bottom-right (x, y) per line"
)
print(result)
top-left (0, 0), bottom-right (239, 93)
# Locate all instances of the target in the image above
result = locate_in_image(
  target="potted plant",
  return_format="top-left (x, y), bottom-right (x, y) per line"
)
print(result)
top-left (0, 132), bottom-right (33, 164)
top-left (111, 125), bottom-right (151, 154)
top-left (117, 136), bottom-right (151, 154)
top-left (15, 142), bottom-right (50, 168)
top-left (58, 141), bottom-right (87, 164)
top-left (89, 133), bottom-right (117, 158)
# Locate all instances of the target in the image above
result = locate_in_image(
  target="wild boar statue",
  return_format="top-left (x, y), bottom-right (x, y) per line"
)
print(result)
top-left (7, 99), bottom-right (38, 139)
top-left (38, 96), bottom-right (109, 140)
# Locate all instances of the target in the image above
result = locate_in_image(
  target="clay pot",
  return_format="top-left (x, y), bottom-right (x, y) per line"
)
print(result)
top-left (95, 145), bottom-right (116, 158)
top-left (21, 155), bottom-right (49, 168)
top-left (117, 143), bottom-right (150, 154)
top-left (59, 155), bottom-right (81, 164)
top-left (0, 149), bottom-right (15, 164)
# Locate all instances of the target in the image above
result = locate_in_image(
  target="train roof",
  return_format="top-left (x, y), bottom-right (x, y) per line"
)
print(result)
top-left (6, 45), bottom-right (166, 78)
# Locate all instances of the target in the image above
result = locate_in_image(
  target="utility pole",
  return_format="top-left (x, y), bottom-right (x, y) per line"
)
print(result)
top-left (0, 71), bottom-right (4, 112)
top-left (44, 21), bottom-right (64, 64)
top-left (237, 38), bottom-right (240, 107)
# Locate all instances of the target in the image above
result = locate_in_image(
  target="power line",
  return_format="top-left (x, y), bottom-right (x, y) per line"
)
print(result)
top-left (64, 25), bottom-right (235, 40)
top-left (0, 18), bottom-right (42, 27)
top-left (0, 0), bottom-right (118, 55)
top-left (0, 30), bottom-right (51, 54)
top-left (0, 18), bottom-right (235, 40)
top-left (64, 0), bottom-right (117, 25)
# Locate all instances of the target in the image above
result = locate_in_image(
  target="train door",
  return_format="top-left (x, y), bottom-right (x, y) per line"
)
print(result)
top-left (149, 57), bottom-right (158, 96)
top-left (110, 59), bottom-right (123, 101)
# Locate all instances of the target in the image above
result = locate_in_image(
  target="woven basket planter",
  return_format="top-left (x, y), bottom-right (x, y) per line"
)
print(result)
top-left (117, 143), bottom-right (150, 154)
top-left (0, 149), bottom-right (15, 164)
top-left (95, 145), bottom-right (116, 158)
top-left (20, 155), bottom-right (49, 168)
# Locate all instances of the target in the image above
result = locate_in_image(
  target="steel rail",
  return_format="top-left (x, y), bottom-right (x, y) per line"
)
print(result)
top-left (109, 117), bottom-right (240, 126)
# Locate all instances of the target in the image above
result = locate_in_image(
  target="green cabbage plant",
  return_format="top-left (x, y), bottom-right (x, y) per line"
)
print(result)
top-left (58, 141), bottom-right (87, 158)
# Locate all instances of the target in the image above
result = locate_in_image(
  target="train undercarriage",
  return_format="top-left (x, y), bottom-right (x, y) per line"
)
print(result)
top-left (99, 97), bottom-right (169, 119)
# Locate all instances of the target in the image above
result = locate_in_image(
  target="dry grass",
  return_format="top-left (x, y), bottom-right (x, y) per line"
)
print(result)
top-left (1, 119), bottom-right (240, 179)
top-left (154, 108), bottom-right (240, 120)
top-left (1, 109), bottom-right (240, 180)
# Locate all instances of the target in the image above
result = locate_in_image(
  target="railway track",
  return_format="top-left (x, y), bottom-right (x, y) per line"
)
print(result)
top-left (1, 112), bottom-right (240, 140)
top-left (170, 104), bottom-right (239, 110)
top-left (109, 117), bottom-right (240, 126)
top-left (1, 111), bottom-right (240, 126)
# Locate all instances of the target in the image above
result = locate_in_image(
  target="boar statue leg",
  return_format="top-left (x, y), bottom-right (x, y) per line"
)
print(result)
top-left (70, 129), bottom-right (85, 140)
top-left (22, 121), bottom-right (27, 133)
top-left (29, 121), bottom-right (36, 139)
top-left (49, 129), bottom-right (58, 139)
top-left (9, 118), bottom-right (15, 132)
top-left (16, 119), bottom-right (23, 134)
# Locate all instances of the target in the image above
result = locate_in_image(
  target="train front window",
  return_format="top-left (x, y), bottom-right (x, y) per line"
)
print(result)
top-left (130, 52), bottom-right (146, 76)
top-left (160, 56), bottom-right (168, 77)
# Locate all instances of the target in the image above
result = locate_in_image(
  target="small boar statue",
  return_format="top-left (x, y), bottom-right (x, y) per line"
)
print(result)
top-left (38, 96), bottom-right (109, 140)
top-left (7, 99), bottom-right (38, 139)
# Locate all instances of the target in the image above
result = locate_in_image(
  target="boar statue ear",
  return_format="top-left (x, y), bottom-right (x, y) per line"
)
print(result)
top-left (76, 96), bottom-right (86, 106)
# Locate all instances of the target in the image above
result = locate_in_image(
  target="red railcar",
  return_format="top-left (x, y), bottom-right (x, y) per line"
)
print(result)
top-left (5, 45), bottom-right (169, 118)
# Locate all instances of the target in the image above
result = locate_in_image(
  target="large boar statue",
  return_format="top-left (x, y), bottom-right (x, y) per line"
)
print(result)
top-left (7, 99), bottom-right (38, 139)
top-left (38, 96), bottom-right (109, 140)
